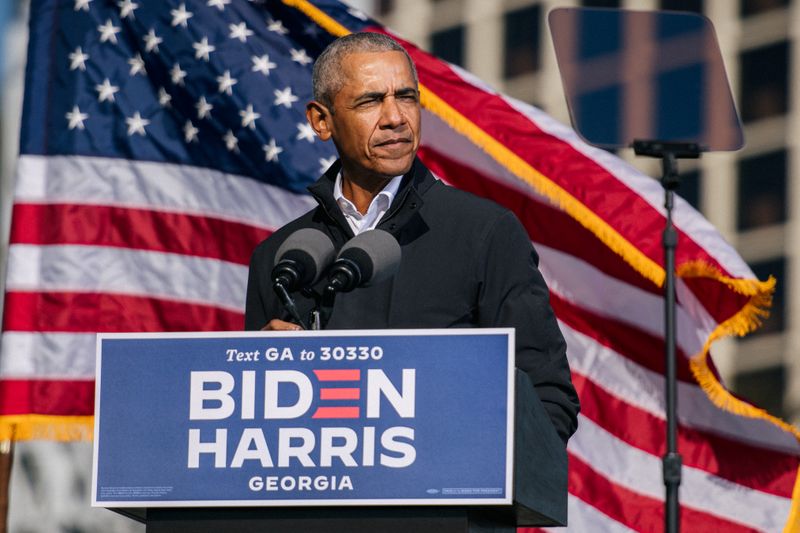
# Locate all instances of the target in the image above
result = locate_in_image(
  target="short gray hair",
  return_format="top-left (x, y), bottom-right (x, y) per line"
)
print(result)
top-left (312, 32), bottom-right (419, 110)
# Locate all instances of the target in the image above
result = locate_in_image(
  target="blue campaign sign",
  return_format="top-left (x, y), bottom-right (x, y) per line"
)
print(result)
top-left (92, 329), bottom-right (514, 508)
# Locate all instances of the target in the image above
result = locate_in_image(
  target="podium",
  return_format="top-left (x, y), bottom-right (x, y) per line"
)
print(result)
top-left (93, 330), bottom-right (567, 532)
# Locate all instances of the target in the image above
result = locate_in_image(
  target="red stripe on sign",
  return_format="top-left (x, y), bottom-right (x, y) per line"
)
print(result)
top-left (312, 407), bottom-right (359, 419)
top-left (313, 369), bottom-right (360, 381)
top-left (9, 203), bottom-right (272, 266)
top-left (319, 388), bottom-right (360, 400)
top-left (572, 372), bottom-right (798, 498)
top-left (0, 379), bottom-right (94, 416)
top-left (568, 452), bottom-right (761, 533)
top-left (3, 291), bottom-right (243, 332)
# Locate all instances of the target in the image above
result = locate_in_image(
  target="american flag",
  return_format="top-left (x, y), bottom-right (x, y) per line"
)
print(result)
top-left (1, 0), bottom-right (798, 530)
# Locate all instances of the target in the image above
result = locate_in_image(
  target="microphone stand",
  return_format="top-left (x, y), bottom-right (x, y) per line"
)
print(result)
top-left (272, 280), bottom-right (309, 330)
top-left (632, 140), bottom-right (700, 533)
top-left (317, 257), bottom-right (363, 330)
top-left (317, 286), bottom-right (337, 330)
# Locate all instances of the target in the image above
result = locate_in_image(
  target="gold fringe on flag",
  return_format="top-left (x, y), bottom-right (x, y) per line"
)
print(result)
top-left (0, 415), bottom-right (93, 442)
top-left (282, 0), bottom-right (350, 37)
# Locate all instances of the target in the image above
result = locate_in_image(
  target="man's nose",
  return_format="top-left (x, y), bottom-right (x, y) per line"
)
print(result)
top-left (379, 97), bottom-right (405, 128)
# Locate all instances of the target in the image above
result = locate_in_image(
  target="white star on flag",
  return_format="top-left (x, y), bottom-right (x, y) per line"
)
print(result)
top-left (170, 3), bottom-right (193, 28)
top-left (193, 37), bottom-right (216, 61)
top-left (207, 0), bottom-right (230, 10)
top-left (97, 19), bottom-right (121, 44)
top-left (348, 7), bottom-right (368, 20)
top-left (229, 22), bottom-right (254, 42)
top-left (263, 138), bottom-right (283, 162)
top-left (68, 47), bottom-right (89, 71)
top-left (128, 53), bottom-right (146, 76)
top-left (251, 54), bottom-right (277, 76)
top-left (290, 48), bottom-right (312, 66)
top-left (117, 0), bottom-right (138, 19)
top-left (158, 88), bottom-right (172, 107)
top-left (74, 0), bottom-right (91, 12)
top-left (273, 86), bottom-right (298, 108)
top-left (223, 130), bottom-right (239, 152)
top-left (125, 111), bottom-right (150, 136)
top-left (95, 78), bottom-right (119, 102)
top-left (216, 70), bottom-right (237, 95)
top-left (170, 63), bottom-right (187, 86)
top-left (143, 29), bottom-right (163, 53)
top-left (296, 122), bottom-right (315, 143)
top-left (266, 17), bottom-right (288, 35)
top-left (196, 96), bottom-right (213, 119)
top-left (65, 105), bottom-right (89, 130)
top-left (239, 104), bottom-right (261, 129)
top-left (319, 155), bottom-right (337, 174)
top-left (184, 121), bottom-right (199, 143)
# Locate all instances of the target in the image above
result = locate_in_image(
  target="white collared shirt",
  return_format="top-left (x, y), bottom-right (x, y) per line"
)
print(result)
top-left (333, 172), bottom-right (404, 235)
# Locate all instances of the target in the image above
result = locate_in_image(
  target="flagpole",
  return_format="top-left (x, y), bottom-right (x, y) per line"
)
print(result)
top-left (0, 440), bottom-right (13, 533)
top-left (633, 140), bottom-right (700, 533)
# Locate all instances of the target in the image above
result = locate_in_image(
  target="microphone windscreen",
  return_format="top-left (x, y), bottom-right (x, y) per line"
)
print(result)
top-left (274, 228), bottom-right (336, 286)
top-left (338, 229), bottom-right (401, 286)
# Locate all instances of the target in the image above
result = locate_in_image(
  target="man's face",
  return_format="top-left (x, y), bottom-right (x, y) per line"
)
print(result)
top-left (310, 51), bottom-right (421, 182)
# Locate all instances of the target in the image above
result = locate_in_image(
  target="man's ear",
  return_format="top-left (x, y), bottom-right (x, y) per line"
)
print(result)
top-left (306, 101), bottom-right (333, 141)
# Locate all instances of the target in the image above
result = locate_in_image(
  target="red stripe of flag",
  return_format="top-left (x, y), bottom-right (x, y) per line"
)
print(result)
top-left (0, 379), bottom-right (94, 416)
top-left (319, 388), bottom-right (360, 400)
top-left (3, 291), bottom-right (243, 332)
top-left (9, 203), bottom-right (272, 266)
top-left (565, 452), bottom-right (761, 533)
top-left (550, 292), bottom-right (703, 384)
top-left (572, 373), bottom-right (798, 497)
top-left (312, 407), bottom-right (359, 419)
top-left (313, 369), bottom-right (360, 381)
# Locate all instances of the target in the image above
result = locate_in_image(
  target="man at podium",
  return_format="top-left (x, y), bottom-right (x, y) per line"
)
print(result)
top-left (245, 32), bottom-right (579, 445)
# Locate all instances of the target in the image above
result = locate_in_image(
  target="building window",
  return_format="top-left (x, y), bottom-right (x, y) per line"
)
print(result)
top-left (376, 0), bottom-right (394, 16)
top-left (739, 42), bottom-right (789, 123)
top-left (431, 25), bottom-right (465, 67)
top-left (576, 85), bottom-right (621, 147)
top-left (733, 366), bottom-right (785, 419)
top-left (678, 169), bottom-right (701, 212)
top-left (737, 150), bottom-right (787, 230)
top-left (504, 5), bottom-right (541, 77)
top-left (749, 257), bottom-right (786, 335)
top-left (661, 0), bottom-right (703, 12)
top-left (741, 0), bottom-right (789, 17)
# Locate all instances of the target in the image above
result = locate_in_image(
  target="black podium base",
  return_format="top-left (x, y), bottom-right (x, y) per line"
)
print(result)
top-left (133, 506), bottom-right (517, 533)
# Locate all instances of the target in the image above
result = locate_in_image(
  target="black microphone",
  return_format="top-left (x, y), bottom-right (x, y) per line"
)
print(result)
top-left (271, 228), bottom-right (336, 291)
top-left (327, 229), bottom-right (401, 293)
top-left (271, 229), bottom-right (335, 329)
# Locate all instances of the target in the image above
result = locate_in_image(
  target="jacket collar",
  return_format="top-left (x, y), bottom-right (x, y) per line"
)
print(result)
top-left (308, 156), bottom-right (435, 237)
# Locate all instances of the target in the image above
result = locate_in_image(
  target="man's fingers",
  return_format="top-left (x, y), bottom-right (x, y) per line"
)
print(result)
top-left (261, 319), bottom-right (303, 331)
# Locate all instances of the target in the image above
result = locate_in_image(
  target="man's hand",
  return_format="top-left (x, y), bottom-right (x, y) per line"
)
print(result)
top-left (261, 319), bottom-right (303, 331)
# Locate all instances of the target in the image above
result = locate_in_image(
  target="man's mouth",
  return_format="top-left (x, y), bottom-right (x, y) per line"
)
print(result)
top-left (374, 138), bottom-right (410, 147)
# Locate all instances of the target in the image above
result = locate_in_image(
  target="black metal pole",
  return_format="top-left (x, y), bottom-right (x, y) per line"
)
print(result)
top-left (661, 152), bottom-right (682, 533)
